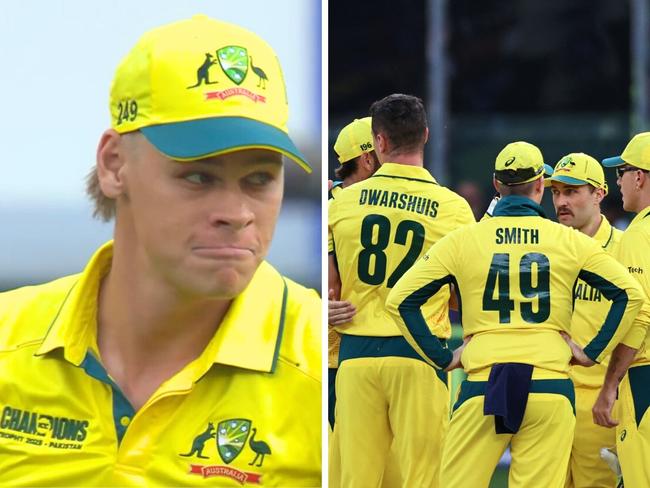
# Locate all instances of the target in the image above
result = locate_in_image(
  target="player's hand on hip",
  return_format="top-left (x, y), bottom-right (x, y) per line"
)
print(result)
top-left (444, 335), bottom-right (472, 372)
top-left (559, 331), bottom-right (596, 367)
top-left (328, 289), bottom-right (356, 325)
top-left (593, 385), bottom-right (619, 428)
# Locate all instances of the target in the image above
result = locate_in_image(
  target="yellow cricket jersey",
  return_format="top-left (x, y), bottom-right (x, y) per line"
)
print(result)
top-left (0, 242), bottom-right (321, 486)
top-left (616, 205), bottom-right (650, 367)
top-left (570, 215), bottom-right (623, 388)
top-left (386, 196), bottom-right (646, 373)
top-left (328, 181), bottom-right (343, 368)
top-left (328, 162), bottom-right (475, 338)
top-left (327, 327), bottom-right (340, 369)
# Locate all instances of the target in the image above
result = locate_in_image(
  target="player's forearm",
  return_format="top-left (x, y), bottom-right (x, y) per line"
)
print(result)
top-left (601, 343), bottom-right (638, 392)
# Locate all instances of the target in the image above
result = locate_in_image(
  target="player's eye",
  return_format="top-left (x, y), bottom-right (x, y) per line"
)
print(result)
top-left (245, 171), bottom-right (275, 187)
top-left (184, 172), bottom-right (214, 185)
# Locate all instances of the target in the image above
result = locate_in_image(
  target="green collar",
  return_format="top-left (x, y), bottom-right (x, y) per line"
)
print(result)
top-left (493, 195), bottom-right (547, 218)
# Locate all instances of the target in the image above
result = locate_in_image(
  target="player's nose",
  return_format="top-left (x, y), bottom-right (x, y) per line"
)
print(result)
top-left (207, 188), bottom-right (255, 230)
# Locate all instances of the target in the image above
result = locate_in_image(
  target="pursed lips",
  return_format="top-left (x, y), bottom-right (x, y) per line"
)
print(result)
top-left (192, 245), bottom-right (255, 259)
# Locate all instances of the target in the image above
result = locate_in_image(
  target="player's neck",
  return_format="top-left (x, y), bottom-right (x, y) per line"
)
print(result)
top-left (579, 212), bottom-right (602, 238)
top-left (96, 241), bottom-right (231, 410)
top-left (343, 173), bottom-right (365, 187)
top-left (633, 191), bottom-right (650, 213)
top-left (379, 151), bottom-right (424, 167)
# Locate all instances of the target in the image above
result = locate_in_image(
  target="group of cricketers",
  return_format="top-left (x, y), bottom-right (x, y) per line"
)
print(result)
top-left (328, 93), bottom-right (650, 488)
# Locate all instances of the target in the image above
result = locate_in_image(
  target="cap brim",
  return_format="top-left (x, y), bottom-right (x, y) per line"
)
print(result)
top-left (141, 117), bottom-right (311, 173)
top-left (543, 164), bottom-right (554, 176)
top-left (601, 156), bottom-right (624, 167)
top-left (547, 175), bottom-right (590, 186)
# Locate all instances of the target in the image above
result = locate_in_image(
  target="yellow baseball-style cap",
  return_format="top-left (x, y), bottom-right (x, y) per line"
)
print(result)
top-left (546, 153), bottom-right (608, 194)
top-left (602, 132), bottom-right (650, 171)
top-left (110, 14), bottom-right (310, 172)
top-left (333, 117), bottom-right (374, 163)
top-left (494, 141), bottom-right (553, 186)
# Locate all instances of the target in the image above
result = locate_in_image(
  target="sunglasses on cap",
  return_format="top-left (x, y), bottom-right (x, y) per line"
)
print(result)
top-left (616, 166), bottom-right (649, 178)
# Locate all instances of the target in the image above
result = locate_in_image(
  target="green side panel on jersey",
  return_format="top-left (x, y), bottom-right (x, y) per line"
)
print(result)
top-left (579, 269), bottom-right (627, 361)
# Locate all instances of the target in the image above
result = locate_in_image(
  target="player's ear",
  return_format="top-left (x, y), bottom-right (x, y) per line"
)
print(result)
top-left (96, 129), bottom-right (128, 199)
top-left (492, 175), bottom-right (500, 193)
top-left (422, 126), bottom-right (429, 145)
top-left (374, 132), bottom-right (389, 155)
top-left (637, 169), bottom-right (648, 189)
top-left (359, 153), bottom-right (372, 172)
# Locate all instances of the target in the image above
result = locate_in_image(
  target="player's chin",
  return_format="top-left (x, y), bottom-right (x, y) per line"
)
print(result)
top-left (203, 266), bottom-right (258, 298)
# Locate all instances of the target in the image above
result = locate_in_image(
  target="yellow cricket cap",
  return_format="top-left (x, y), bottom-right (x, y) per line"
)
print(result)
top-left (602, 132), bottom-right (650, 171)
top-left (333, 117), bottom-right (374, 163)
top-left (110, 14), bottom-right (310, 172)
top-left (546, 153), bottom-right (608, 194)
top-left (494, 141), bottom-right (553, 186)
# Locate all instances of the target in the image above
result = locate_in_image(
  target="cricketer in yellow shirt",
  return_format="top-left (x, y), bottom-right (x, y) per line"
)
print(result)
top-left (602, 132), bottom-right (650, 487)
top-left (328, 94), bottom-right (475, 488)
top-left (0, 15), bottom-right (321, 487)
top-left (387, 141), bottom-right (646, 488)
top-left (327, 117), bottom-right (378, 429)
top-left (547, 153), bottom-right (621, 488)
top-left (0, 242), bottom-right (321, 486)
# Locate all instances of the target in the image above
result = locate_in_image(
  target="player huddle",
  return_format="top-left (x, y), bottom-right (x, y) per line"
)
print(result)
top-left (328, 94), bottom-right (650, 488)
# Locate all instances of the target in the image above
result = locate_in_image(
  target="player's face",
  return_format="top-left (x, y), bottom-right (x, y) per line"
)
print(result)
top-left (617, 165), bottom-right (638, 212)
top-left (550, 182), bottom-right (600, 229)
top-left (120, 136), bottom-right (284, 299)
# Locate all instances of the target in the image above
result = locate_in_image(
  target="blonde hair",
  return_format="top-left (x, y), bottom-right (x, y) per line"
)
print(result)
top-left (86, 166), bottom-right (116, 222)
top-left (86, 131), bottom-right (144, 221)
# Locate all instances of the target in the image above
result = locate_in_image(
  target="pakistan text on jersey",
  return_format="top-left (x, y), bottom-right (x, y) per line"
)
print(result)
top-left (359, 189), bottom-right (439, 218)
top-left (495, 227), bottom-right (539, 245)
top-left (1, 406), bottom-right (89, 442)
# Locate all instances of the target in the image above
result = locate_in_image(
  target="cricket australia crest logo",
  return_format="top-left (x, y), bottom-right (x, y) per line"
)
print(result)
top-left (556, 156), bottom-right (575, 171)
top-left (181, 418), bottom-right (272, 485)
top-left (216, 418), bottom-right (251, 464)
top-left (217, 46), bottom-right (249, 85)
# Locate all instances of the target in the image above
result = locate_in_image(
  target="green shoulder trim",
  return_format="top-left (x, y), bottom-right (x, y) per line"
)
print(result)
top-left (270, 279), bottom-right (289, 373)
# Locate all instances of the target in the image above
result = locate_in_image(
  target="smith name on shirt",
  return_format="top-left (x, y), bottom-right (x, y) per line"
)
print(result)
top-left (359, 189), bottom-right (439, 218)
top-left (495, 227), bottom-right (539, 244)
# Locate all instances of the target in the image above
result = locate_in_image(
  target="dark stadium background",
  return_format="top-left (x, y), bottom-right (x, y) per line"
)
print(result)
top-left (329, 1), bottom-right (642, 485)
top-left (329, 0), bottom-right (640, 229)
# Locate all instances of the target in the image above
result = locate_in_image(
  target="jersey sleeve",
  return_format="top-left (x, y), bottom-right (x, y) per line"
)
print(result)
top-left (327, 198), bottom-right (335, 254)
top-left (385, 232), bottom-right (458, 369)
top-left (456, 197), bottom-right (477, 227)
top-left (577, 244), bottom-right (646, 363)
top-left (616, 228), bottom-right (650, 349)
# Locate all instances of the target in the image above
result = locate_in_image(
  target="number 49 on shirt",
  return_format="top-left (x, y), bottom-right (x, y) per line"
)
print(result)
top-left (482, 252), bottom-right (551, 324)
